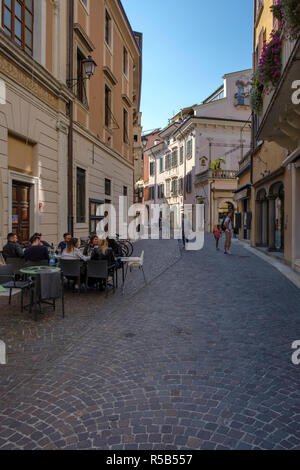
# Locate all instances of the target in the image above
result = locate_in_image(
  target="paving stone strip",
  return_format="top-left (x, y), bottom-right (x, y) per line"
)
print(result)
top-left (0, 235), bottom-right (299, 450)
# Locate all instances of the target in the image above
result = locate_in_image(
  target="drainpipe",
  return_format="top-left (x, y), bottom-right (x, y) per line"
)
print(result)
top-left (68, 0), bottom-right (74, 236)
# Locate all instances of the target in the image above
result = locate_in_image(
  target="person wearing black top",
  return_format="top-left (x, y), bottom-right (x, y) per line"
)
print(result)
top-left (24, 236), bottom-right (49, 263)
top-left (31, 233), bottom-right (51, 248)
top-left (91, 240), bottom-right (115, 266)
top-left (57, 233), bottom-right (71, 253)
top-left (2, 233), bottom-right (24, 261)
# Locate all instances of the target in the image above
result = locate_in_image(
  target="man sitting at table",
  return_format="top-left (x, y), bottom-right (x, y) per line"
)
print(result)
top-left (57, 233), bottom-right (71, 253)
top-left (24, 236), bottom-right (49, 263)
top-left (2, 233), bottom-right (24, 261)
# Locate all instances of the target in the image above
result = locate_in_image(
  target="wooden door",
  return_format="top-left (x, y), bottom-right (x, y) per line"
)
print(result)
top-left (12, 181), bottom-right (31, 245)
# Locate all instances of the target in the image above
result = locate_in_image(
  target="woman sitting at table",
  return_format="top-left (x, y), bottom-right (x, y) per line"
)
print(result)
top-left (61, 238), bottom-right (90, 262)
top-left (91, 239), bottom-right (115, 266)
top-left (83, 235), bottom-right (98, 257)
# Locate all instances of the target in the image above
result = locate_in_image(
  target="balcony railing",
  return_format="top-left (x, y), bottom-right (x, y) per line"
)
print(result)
top-left (258, 31), bottom-right (297, 128)
top-left (195, 169), bottom-right (238, 184)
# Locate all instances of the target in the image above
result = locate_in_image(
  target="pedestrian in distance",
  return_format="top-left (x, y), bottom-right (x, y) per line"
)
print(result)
top-left (224, 212), bottom-right (233, 255)
top-left (213, 225), bottom-right (222, 251)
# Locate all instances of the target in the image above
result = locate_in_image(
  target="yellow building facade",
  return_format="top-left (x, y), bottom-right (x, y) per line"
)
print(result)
top-left (249, 0), bottom-right (300, 272)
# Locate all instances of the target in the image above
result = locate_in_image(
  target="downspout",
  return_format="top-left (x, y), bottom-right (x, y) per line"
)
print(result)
top-left (251, 0), bottom-right (256, 186)
top-left (68, 0), bottom-right (74, 235)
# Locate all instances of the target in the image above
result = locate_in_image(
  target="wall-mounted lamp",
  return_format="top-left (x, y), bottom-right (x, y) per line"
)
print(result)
top-left (67, 55), bottom-right (97, 89)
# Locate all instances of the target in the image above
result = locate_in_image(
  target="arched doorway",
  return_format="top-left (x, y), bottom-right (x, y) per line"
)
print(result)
top-left (256, 188), bottom-right (268, 246)
top-left (269, 182), bottom-right (284, 252)
top-left (218, 201), bottom-right (234, 225)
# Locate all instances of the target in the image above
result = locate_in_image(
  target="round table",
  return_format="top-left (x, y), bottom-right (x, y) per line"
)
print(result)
top-left (20, 266), bottom-right (62, 320)
top-left (20, 266), bottom-right (61, 275)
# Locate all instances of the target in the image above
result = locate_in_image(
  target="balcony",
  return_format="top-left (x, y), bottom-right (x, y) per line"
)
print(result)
top-left (195, 170), bottom-right (237, 185)
top-left (257, 31), bottom-right (300, 152)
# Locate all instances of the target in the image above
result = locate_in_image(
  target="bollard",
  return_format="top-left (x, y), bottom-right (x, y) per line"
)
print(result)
top-left (0, 340), bottom-right (7, 364)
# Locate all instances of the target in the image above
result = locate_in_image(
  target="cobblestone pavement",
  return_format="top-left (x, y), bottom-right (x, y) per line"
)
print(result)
top-left (0, 235), bottom-right (300, 450)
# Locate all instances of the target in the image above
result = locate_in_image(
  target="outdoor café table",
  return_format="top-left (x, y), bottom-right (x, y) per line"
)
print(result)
top-left (20, 266), bottom-right (61, 320)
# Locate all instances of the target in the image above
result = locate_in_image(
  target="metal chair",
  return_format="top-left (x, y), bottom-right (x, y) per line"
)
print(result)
top-left (24, 260), bottom-right (49, 268)
top-left (5, 257), bottom-right (25, 274)
top-left (122, 251), bottom-right (146, 294)
top-left (86, 260), bottom-right (115, 297)
top-left (0, 264), bottom-right (32, 312)
top-left (59, 259), bottom-right (82, 292)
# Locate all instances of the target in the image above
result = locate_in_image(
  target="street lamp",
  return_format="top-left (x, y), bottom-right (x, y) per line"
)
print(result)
top-left (67, 55), bottom-right (97, 88)
top-left (82, 55), bottom-right (97, 79)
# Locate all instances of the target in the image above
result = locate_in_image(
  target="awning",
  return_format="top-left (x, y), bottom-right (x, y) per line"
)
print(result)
top-left (234, 186), bottom-right (250, 201)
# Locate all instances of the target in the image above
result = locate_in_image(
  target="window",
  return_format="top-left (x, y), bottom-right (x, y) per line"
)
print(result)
top-left (89, 199), bottom-right (104, 234)
top-left (77, 49), bottom-right (86, 104)
top-left (2, 0), bottom-right (34, 55)
top-left (123, 186), bottom-right (128, 197)
top-left (123, 108), bottom-right (129, 144)
top-left (171, 179), bottom-right (178, 197)
top-left (172, 150), bottom-right (178, 167)
top-left (165, 153), bottom-right (171, 170)
top-left (180, 147), bottom-right (184, 165)
top-left (76, 168), bottom-right (86, 223)
top-left (186, 140), bottom-right (193, 159)
top-left (123, 46), bottom-right (128, 76)
top-left (150, 161), bottom-right (155, 176)
top-left (105, 9), bottom-right (112, 47)
top-left (148, 186), bottom-right (155, 200)
top-left (178, 178), bottom-right (183, 195)
top-left (105, 85), bottom-right (112, 128)
top-left (237, 85), bottom-right (245, 106)
top-left (160, 157), bottom-right (164, 173)
top-left (166, 180), bottom-right (171, 197)
top-left (158, 184), bottom-right (164, 199)
top-left (105, 178), bottom-right (111, 196)
top-left (186, 172), bottom-right (192, 193)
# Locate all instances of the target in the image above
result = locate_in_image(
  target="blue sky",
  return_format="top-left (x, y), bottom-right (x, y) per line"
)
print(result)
top-left (122, 0), bottom-right (254, 133)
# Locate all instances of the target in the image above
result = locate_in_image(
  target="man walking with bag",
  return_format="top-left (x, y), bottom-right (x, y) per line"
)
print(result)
top-left (224, 212), bottom-right (233, 255)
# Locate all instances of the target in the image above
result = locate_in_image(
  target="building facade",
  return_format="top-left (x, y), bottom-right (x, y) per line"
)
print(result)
top-left (143, 70), bottom-right (252, 233)
top-left (250, 0), bottom-right (300, 272)
top-left (0, 0), bottom-right (142, 248)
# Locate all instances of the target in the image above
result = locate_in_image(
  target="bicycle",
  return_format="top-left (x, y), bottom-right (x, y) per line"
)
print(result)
top-left (115, 234), bottom-right (134, 257)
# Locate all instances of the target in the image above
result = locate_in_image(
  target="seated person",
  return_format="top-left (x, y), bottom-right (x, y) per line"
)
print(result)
top-left (61, 238), bottom-right (89, 290)
top-left (107, 238), bottom-right (122, 257)
top-left (57, 233), bottom-right (71, 253)
top-left (32, 233), bottom-right (50, 248)
top-left (24, 236), bottom-right (49, 262)
top-left (83, 235), bottom-right (99, 257)
top-left (3, 233), bottom-right (24, 261)
top-left (91, 239), bottom-right (115, 266)
top-left (61, 238), bottom-right (90, 262)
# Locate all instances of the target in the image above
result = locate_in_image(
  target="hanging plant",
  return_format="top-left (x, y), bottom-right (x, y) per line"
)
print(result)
top-left (258, 29), bottom-right (282, 90)
top-left (271, 0), bottom-right (300, 40)
top-left (270, 3), bottom-right (284, 22)
top-left (251, 79), bottom-right (264, 115)
top-left (211, 158), bottom-right (225, 171)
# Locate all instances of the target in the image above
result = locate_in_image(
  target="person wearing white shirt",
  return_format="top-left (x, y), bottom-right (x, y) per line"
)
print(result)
top-left (224, 212), bottom-right (233, 255)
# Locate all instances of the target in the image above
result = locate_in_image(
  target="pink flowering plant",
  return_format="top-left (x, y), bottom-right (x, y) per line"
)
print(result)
top-left (271, 0), bottom-right (300, 40)
top-left (258, 30), bottom-right (282, 90)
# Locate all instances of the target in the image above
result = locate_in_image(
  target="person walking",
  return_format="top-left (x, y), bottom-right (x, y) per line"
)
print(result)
top-left (213, 225), bottom-right (222, 251)
top-left (224, 212), bottom-right (233, 255)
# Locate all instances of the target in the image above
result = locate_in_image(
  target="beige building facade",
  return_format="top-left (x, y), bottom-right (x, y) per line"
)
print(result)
top-left (0, 0), bottom-right (142, 248)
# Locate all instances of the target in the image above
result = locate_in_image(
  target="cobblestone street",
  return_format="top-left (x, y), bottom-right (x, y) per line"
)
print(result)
top-left (0, 236), bottom-right (300, 450)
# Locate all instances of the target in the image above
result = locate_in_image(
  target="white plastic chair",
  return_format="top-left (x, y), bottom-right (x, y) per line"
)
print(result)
top-left (122, 251), bottom-right (146, 294)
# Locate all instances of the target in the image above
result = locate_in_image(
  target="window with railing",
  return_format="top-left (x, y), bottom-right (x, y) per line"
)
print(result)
top-left (2, 0), bottom-right (34, 55)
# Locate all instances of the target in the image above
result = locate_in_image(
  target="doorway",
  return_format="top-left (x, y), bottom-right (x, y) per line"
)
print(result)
top-left (12, 181), bottom-right (31, 245)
